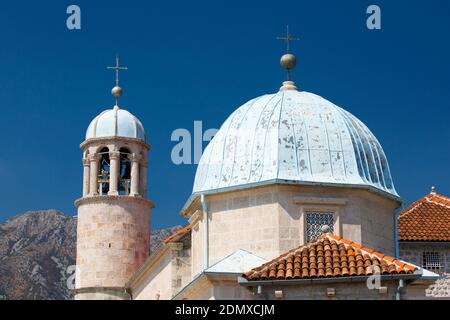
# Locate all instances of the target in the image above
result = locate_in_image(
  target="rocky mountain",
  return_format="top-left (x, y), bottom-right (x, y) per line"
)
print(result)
top-left (0, 210), bottom-right (182, 300)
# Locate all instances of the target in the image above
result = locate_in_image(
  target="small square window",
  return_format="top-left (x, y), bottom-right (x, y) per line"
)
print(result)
top-left (305, 212), bottom-right (334, 242)
top-left (422, 252), bottom-right (442, 273)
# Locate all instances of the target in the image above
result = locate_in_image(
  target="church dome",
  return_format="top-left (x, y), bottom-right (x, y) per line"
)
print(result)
top-left (193, 90), bottom-right (399, 199)
top-left (85, 106), bottom-right (147, 142)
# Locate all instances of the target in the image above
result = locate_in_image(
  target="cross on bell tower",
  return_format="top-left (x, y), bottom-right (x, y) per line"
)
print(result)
top-left (107, 56), bottom-right (128, 106)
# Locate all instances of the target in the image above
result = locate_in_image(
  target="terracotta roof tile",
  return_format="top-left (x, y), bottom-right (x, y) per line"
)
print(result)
top-left (163, 225), bottom-right (191, 244)
top-left (243, 234), bottom-right (416, 281)
top-left (398, 192), bottom-right (450, 242)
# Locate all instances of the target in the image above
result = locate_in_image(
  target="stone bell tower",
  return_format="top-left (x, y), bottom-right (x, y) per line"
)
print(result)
top-left (74, 57), bottom-right (153, 300)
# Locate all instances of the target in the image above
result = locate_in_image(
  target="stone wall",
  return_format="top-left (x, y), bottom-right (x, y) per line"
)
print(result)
top-left (131, 235), bottom-right (192, 300)
top-left (174, 274), bottom-right (430, 300)
top-left (75, 197), bottom-right (151, 299)
top-left (188, 184), bottom-right (399, 282)
top-left (399, 242), bottom-right (450, 299)
top-left (172, 235), bottom-right (192, 296)
top-left (275, 184), bottom-right (398, 256)
top-left (207, 188), bottom-right (281, 266)
top-left (191, 215), bottom-right (205, 279)
top-left (132, 248), bottom-right (173, 300)
top-left (250, 282), bottom-right (399, 300)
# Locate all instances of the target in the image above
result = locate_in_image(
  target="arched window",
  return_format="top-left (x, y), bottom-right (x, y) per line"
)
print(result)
top-left (119, 147), bottom-right (131, 195)
top-left (98, 147), bottom-right (110, 195)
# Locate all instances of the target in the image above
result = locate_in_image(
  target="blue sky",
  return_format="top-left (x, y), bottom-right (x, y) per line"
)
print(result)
top-left (0, 0), bottom-right (448, 229)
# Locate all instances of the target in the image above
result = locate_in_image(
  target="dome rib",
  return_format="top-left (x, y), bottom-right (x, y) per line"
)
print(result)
top-left (243, 94), bottom-right (277, 185)
top-left (247, 94), bottom-right (281, 184)
top-left (113, 107), bottom-right (118, 136)
top-left (193, 91), bottom-right (399, 199)
top-left (85, 107), bottom-right (147, 142)
top-left (258, 95), bottom-right (283, 183)
top-left (337, 108), bottom-right (370, 183)
top-left (224, 95), bottom-right (260, 188)
top-left (354, 116), bottom-right (381, 185)
top-left (215, 97), bottom-right (250, 189)
top-left (300, 100), bottom-right (313, 178)
top-left (319, 103), bottom-right (334, 179)
top-left (331, 105), bottom-right (349, 180)
top-left (284, 92), bottom-right (300, 178)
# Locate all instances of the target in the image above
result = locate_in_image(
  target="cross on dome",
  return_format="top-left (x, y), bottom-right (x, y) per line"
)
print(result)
top-left (276, 26), bottom-right (300, 90)
top-left (276, 25), bottom-right (300, 54)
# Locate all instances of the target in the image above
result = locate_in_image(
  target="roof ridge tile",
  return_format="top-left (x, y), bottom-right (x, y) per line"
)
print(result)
top-left (425, 193), bottom-right (450, 209)
top-left (163, 225), bottom-right (191, 244)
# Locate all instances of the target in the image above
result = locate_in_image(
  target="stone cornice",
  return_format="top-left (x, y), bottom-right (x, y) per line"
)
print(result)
top-left (74, 286), bottom-right (131, 299)
top-left (75, 286), bottom-right (127, 294)
top-left (80, 136), bottom-right (151, 151)
top-left (181, 196), bottom-right (201, 218)
top-left (167, 242), bottom-right (184, 251)
top-left (293, 196), bottom-right (348, 206)
top-left (188, 209), bottom-right (203, 226)
top-left (74, 195), bottom-right (154, 208)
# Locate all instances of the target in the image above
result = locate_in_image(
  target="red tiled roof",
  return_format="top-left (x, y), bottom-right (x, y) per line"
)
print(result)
top-left (163, 225), bottom-right (191, 244)
top-left (398, 192), bottom-right (450, 242)
top-left (244, 234), bottom-right (416, 281)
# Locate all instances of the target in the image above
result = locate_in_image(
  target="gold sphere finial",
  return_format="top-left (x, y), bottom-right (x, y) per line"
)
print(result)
top-left (280, 53), bottom-right (297, 72)
top-left (111, 86), bottom-right (123, 99)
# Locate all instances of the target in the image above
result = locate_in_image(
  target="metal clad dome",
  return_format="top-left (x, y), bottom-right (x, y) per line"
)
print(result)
top-left (193, 90), bottom-right (398, 198)
top-left (85, 107), bottom-right (147, 142)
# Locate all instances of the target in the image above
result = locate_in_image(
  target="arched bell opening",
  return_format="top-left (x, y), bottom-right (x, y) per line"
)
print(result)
top-left (119, 147), bottom-right (131, 195)
top-left (98, 147), bottom-right (110, 195)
